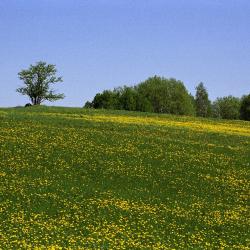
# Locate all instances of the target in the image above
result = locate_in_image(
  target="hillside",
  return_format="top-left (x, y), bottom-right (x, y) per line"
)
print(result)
top-left (0, 106), bottom-right (249, 249)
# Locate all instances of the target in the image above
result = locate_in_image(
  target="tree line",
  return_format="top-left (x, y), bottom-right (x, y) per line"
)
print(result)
top-left (85, 76), bottom-right (250, 121)
top-left (16, 62), bottom-right (250, 121)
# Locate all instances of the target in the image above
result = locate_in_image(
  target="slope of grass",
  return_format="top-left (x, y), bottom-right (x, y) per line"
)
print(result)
top-left (0, 106), bottom-right (249, 249)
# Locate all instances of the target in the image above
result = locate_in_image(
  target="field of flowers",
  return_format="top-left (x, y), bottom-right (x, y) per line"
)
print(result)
top-left (0, 106), bottom-right (249, 249)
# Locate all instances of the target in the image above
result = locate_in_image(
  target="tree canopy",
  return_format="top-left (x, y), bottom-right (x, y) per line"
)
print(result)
top-left (195, 82), bottom-right (211, 117)
top-left (240, 94), bottom-right (250, 121)
top-left (84, 77), bottom-right (250, 121)
top-left (85, 76), bottom-right (195, 116)
top-left (136, 76), bottom-right (195, 115)
top-left (212, 96), bottom-right (241, 120)
top-left (17, 61), bottom-right (64, 105)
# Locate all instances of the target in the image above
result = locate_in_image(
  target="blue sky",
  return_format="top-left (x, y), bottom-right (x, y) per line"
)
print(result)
top-left (0, 0), bottom-right (249, 107)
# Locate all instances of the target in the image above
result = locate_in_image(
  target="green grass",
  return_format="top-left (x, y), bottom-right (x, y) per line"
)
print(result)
top-left (0, 106), bottom-right (249, 249)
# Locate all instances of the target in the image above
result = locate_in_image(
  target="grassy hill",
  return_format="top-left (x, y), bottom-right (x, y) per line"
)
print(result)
top-left (0, 106), bottom-right (249, 249)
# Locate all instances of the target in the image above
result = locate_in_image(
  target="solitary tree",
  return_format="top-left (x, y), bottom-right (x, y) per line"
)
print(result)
top-left (240, 94), bottom-right (250, 121)
top-left (17, 61), bottom-right (64, 105)
top-left (195, 82), bottom-right (211, 117)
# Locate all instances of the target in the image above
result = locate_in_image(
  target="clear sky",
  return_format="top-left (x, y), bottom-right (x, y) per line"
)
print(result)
top-left (0, 0), bottom-right (249, 107)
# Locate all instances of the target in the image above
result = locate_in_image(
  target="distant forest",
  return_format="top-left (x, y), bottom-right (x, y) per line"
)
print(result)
top-left (85, 76), bottom-right (250, 121)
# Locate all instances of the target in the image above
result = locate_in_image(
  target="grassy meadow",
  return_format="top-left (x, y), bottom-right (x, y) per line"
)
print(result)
top-left (0, 106), bottom-right (249, 249)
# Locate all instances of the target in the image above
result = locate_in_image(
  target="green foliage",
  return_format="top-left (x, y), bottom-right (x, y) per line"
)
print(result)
top-left (88, 76), bottom-right (195, 116)
top-left (17, 61), bottom-right (64, 105)
top-left (136, 94), bottom-right (154, 113)
top-left (136, 76), bottom-right (195, 115)
top-left (212, 96), bottom-right (241, 120)
top-left (84, 101), bottom-right (93, 108)
top-left (92, 90), bottom-right (120, 109)
top-left (195, 82), bottom-right (211, 117)
top-left (119, 86), bottom-right (137, 111)
top-left (240, 94), bottom-right (250, 121)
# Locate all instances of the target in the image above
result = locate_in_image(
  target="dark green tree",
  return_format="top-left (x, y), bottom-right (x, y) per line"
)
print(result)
top-left (92, 90), bottom-right (120, 109)
top-left (84, 101), bottom-right (93, 108)
top-left (91, 93), bottom-right (106, 109)
top-left (195, 82), bottom-right (211, 117)
top-left (240, 94), bottom-right (250, 121)
top-left (17, 61), bottom-right (64, 105)
top-left (136, 94), bottom-right (153, 113)
top-left (119, 86), bottom-right (137, 111)
top-left (212, 96), bottom-right (241, 120)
